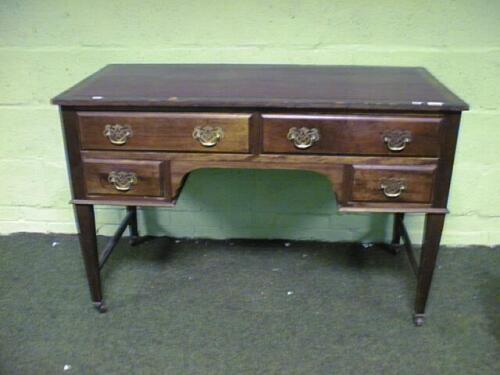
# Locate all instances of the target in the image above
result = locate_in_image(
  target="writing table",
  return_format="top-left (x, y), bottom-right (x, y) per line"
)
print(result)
top-left (53, 64), bottom-right (469, 325)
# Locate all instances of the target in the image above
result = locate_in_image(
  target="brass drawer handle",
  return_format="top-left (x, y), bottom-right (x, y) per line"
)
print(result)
top-left (380, 178), bottom-right (406, 198)
top-left (103, 124), bottom-right (133, 145)
top-left (287, 127), bottom-right (320, 149)
top-left (383, 130), bottom-right (412, 152)
top-left (192, 126), bottom-right (224, 147)
top-left (108, 171), bottom-right (137, 192)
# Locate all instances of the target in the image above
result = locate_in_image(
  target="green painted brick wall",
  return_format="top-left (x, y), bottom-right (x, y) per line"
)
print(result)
top-left (1, 0), bottom-right (499, 244)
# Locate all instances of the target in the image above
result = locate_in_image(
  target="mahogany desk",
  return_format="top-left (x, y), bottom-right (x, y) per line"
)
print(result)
top-left (52, 64), bottom-right (468, 325)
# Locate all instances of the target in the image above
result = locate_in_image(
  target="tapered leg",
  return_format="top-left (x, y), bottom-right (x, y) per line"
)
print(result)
top-left (74, 204), bottom-right (106, 313)
top-left (384, 213), bottom-right (405, 255)
top-left (414, 213), bottom-right (446, 326)
top-left (126, 206), bottom-right (140, 245)
top-left (392, 213), bottom-right (405, 245)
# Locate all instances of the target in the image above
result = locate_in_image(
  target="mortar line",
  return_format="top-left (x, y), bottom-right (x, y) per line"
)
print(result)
top-left (1, 45), bottom-right (500, 53)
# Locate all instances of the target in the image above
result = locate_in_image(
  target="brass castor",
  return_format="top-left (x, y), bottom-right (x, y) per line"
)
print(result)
top-left (413, 314), bottom-right (425, 326)
top-left (93, 301), bottom-right (108, 313)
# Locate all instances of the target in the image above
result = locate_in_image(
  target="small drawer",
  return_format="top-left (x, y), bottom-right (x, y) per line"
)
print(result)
top-left (350, 164), bottom-right (436, 203)
top-left (262, 114), bottom-right (442, 156)
top-left (83, 159), bottom-right (165, 197)
top-left (78, 112), bottom-right (251, 153)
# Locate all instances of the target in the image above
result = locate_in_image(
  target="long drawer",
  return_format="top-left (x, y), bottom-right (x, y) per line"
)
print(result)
top-left (78, 112), bottom-right (251, 153)
top-left (262, 114), bottom-right (442, 156)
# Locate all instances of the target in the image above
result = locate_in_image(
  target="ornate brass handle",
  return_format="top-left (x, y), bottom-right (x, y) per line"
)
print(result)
top-left (192, 126), bottom-right (224, 147)
top-left (103, 124), bottom-right (133, 145)
top-left (380, 178), bottom-right (406, 198)
top-left (287, 127), bottom-right (320, 149)
top-left (383, 130), bottom-right (412, 152)
top-left (108, 171), bottom-right (137, 192)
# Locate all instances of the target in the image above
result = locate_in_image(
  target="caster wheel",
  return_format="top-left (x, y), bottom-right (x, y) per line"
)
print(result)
top-left (129, 236), bottom-right (140, 246)
top-left (389, 244), bottom-right (402, 255)
top-left (93, 301), bottom-right (108, 313)
top-left (413, 314), bottom-right (425, 327)
top-left (381, 243), bottom-right (400, 255)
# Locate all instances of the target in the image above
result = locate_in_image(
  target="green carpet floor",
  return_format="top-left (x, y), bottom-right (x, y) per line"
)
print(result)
top-left (0, 233), bottom-right (498, 374)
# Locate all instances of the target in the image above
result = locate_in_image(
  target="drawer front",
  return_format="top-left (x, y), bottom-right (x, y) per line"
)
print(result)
top-left (78, 112), bottom-right (251, 153)
top-left (83, 159), bottom-right (164, 197)
top-left (350, 164), bottom-right (436, 203)
top-left (262, 114), bottom-right (441, 156)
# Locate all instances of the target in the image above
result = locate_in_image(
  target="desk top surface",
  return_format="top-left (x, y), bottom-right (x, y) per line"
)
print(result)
top-left (52, 64), bottom-right (468, 111)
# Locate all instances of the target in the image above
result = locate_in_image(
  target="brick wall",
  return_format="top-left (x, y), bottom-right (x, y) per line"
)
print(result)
top-left (1, 1), bottom-right (499, 244)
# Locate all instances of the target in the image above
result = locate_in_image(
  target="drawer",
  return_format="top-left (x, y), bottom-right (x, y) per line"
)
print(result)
top-left (350, 164), bottom-right (436, 203)
top-left (78, 112), bottom-right (251, 153)
top-left (262, 114), bottom-right (442, 156)
top-left (83, 159), bottom-right (165, 197)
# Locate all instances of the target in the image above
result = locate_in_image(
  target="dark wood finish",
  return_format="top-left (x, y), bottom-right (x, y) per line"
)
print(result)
top-left (397, 214), bottom-right (419, 276)
top-left (78, 151), bottom-right (441, 211)
top-left (52, 65), bottom-right (468, 111)
top-left (127, 206), bottom-right (139, 244)
top-left (414, 213), bottom-right (446, 326)
top-left (168, 159), bottom-right (346, 202)
top-left (83, 159), bottom-right (165, 197)
top-left (72, 198), bottom-right (176, 207)
top-left (99, 208), bottom-right (135, 269)
top-left (338, 206), bottom-right (447, 214)
top-left (54, 64), bottom-right (468, 323)
top-left (350, 164), bottom-right (436, 203)
top-left (74, 204), bottom-right (105, 312)
top-left (60, 109), bottom-right (86, 199)
top-left (80, 150), bottom-right (439, 165)
top-left (392, 213), bottom-right (405, 245)
top-left (432, 113), bottom-right (462, 207)
top-left (262, 114), bottom-right (442, 156)
top-left (78, 112), bottom-right (251, 153)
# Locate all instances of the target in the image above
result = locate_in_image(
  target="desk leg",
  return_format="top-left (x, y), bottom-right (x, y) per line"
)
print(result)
top-left (74, 204), bottom-right (106, 313)
top-left (384, 213), bottom-right (405, 255)
top-left (392, 213), bottom-right (405, 245)
top-left (126, 206), bottom-right (140, 245)
top-left (414, 213), bottom-right (445, 326)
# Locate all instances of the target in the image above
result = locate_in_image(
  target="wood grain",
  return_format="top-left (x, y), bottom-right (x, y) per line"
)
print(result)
top-left (262, 114), bottom-right (442, 156)
top-left (169, 160), bottom-right (345, 202)
top-left (81, 150), bottom-right (439, 165)
top-left (350, 164), bottom-right (436, 203)
top-left (52, 64), bottom-right (469, 111)
top-left (83, 159), bottom-right (165, 197)
top-left (80, 150), bottom-right (439, 209)
top-left (78, 112), bottom-right (251, 153)
top-left (54, 64), bottom-right (468, 319)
